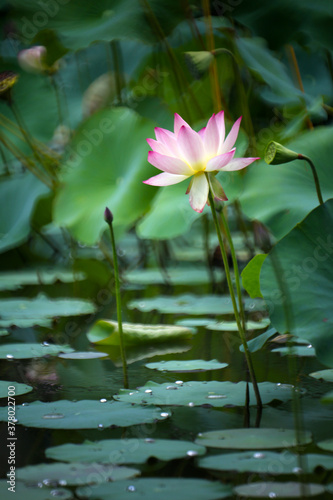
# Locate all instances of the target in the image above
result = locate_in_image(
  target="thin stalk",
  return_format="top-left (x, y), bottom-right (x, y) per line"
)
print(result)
top-left (105, 211), bottom-right (128, 389)
top-left (219, 208), bottom-right (246, 331)
top-left (299, 154), bottom-right (324, 205)
top-left (207, 181), bottom-right (262, 408)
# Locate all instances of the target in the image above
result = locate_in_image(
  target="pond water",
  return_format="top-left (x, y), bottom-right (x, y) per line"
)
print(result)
top-left (0, 233), bottom-right (333, 500)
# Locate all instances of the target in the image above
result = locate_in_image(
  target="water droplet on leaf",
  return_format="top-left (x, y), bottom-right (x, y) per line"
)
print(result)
top-left (42, 413), bottom-right (64, 420)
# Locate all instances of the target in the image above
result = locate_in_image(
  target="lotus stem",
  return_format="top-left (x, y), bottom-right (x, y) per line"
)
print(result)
top-left (104, 208), bottom-right (129, 389)
top-left (207, 183), bottom-right (262, 409)
top-left (298, 154), bottom-right (324, 206)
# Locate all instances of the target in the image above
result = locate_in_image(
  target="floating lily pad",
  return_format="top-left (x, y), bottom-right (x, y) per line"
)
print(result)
top-left (0, 295), bottom-right (96, 328)
top-left (0, 480), bottom-right (73, 500)
top-left (46, 438), bottom-right (206, 464)
top-left (0, 400), bottom-right (168, 429)
top-left (124, 267), bottom-right (223, 286)
top-left (272, 346), bottom-right (315, 357)
top-left (76, 478), bottom-right (232, 500)
top-left (0, 269), bottom-right (86, 291)
top-left (206, 318), bottom-right (270, 332)
top-left (198, 451), bottom-right (333, 474)
top-left (17, 462), bottom-right (139, 486)
top-left (58, 352), bottom-right (108, 360)
top-left (195, 428), bottom-right (312, 450)
top-left (176, 318), bottom-right (215, 328)
top-left (233, 481), bottom-right (325, 498)
top-left (113, 381), bottom-right (292, 407)
top-left (87, 320), bottom-right (193, 345)
top-left (309, 369), bottom-right (333, 382)
top-left (128, 294), bottom-right (265, 315)
top-left (0, 343), bottom-right (74, 360)
top-left (0, 380), bottom-right (33, 398)
top-left (239, 328), bottom-right (277, 353)
top-left (317, 438), bottom-right (333, 452)
top-left (145, 360), bottom-right (228, 373)
top-left (0, 329), bottom-right (9, 337)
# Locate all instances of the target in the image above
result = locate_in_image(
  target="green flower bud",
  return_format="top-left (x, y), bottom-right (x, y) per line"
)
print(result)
top-left (265, 141), bottom-right (300, 165)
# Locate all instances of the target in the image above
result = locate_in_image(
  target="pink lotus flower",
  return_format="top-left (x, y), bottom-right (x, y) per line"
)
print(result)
top-left (143, 112), bottom-right (259, 212)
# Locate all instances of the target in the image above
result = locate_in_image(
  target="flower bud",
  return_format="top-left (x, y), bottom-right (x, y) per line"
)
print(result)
top-left (265, 141), bottom-right (300, 165)
top-left (184, 51), bottom-right (214, 79)
top-left (104, 207), bottom-right (113, 224)
top-left (18, 46), bottom-right (47, 74)
top-left (0, 71), bottom-right (18, 102)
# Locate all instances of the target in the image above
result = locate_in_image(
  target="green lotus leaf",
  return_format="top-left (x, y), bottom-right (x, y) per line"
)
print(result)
top-left (0, 481), bottom-right (73, 500)
top-left (76, 478), bottom-right (231, 500)
top-left (207, 318), bottom-right (270, 332)
top-left (87, 319), bottom-right (193, 345)
top-left (16, 462), bottom-right (139, 486)
top-left (53, 107), bottom-right (157, 245)
top-left (124, 267), bottom-right (223, 286)
top-left (241, 254), bottom-right (267, 298)
top-left (260, 200), bottom-right (333, 367)
top-left (113, 381), bottom-right (292, 407)
top-left (0, 294), bottom-right (96, 328)
top-left (233, 481), bottom-right (324, 498)
top-left (128, 294), bottom-right (265, 315)
top-left (0, 380), bottom-right (33, 398)
top-left (239, 328), bottom-right (277, 353)
top-left (0, 269), bottom-right (86, 291)
top-left (0, 400), bottom-right (168, 429)
top-left (198, 451), bottom-right (333, 474)
top-left (145, 359), bottom-right (228, 373)
top-left (0, 343), bottom-right (74, 359)
top-left (309, 369), bottom-right (333, 382)
top-left (46, 438), bottom-right (206, 464)
top-left (0, 173), bottom-right (49, 254)
top-left (195, 428), bottom-right (312, 450)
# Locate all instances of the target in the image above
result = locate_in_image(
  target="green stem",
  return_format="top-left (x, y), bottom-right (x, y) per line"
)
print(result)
top-left (106, 216), bottom-right (129, 389)
top-left (207, 182), bottom-right (262, 409)
top-left (299, 154), bottom-right (324, 205)
top-left (219, 209), bottom-right (246, 331)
